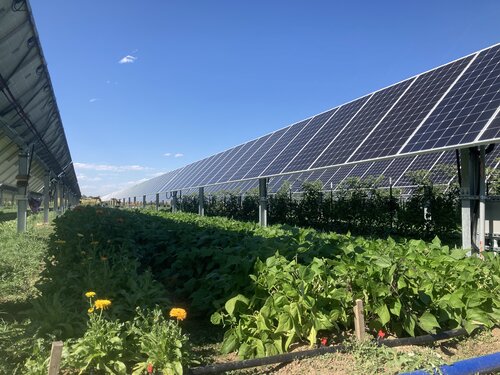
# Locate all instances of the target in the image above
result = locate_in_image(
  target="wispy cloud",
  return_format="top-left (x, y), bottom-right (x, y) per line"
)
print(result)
top-left (89, 98), bottom-right (100, 103)
top-left (118, 55), bottom-right (137, 64)
top-left (77, 173), bottom-right (102, 182)
top-left (75, 162), bottom-right (149, 172)
top-left (163, 152), bottom-right (172, 157)
top-left (174, 153), bottom-right (184, 158)
top-left (149, 172), bottom-right (166, 178)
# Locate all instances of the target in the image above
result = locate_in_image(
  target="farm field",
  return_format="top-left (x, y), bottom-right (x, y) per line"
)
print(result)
top-left (0, 207), bottom-right (498, 374)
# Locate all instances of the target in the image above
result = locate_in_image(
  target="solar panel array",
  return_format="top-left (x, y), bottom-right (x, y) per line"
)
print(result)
top-left (105, 44), bottom-right (500, 201)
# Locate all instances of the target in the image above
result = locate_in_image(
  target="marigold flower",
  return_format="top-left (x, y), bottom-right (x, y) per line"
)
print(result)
top-left (85, 291), bottom-right (96, 298)
top-left (94, 299), bottom-right (112, 310)
top-left (88, 307), bottom-right (94, 313)
top-left (169, 307), bottom-right (187, 321)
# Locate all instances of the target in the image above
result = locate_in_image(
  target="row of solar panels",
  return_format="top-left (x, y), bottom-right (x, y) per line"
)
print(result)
top-left (111, 146), bottom-right (500, 203)
top-left (104, 43), bottom-right (499, 201)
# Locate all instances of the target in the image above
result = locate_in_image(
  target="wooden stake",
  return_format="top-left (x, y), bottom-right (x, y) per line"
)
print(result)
top-left (48, 341), bottom-right (63, 375)
top-left (353, 299), bottom-right (365, 341)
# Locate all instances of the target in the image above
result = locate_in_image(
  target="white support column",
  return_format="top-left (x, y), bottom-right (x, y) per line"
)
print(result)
top-left (16, 150), bottom-right (29, 233)
top-left (198, 187), bottom-right (205, 216)
top-left (460, 149), bottom-right (472, 250)
top-left (155, 193), bottom-right (160, 211)
top-left (478, 146), bottom-right (486, 254)
top-left (43, 171), bottom-right (50, 223)
top-left (259, 178), bottom-right (268, 227)
top-left (142, 195), bottom-right (146, 208)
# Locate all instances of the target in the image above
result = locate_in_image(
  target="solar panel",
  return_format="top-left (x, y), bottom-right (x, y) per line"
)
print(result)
top-left (350, 55), bottom-right (475, 162)
top-left (396, 153), bottom-right (442, 186)
top-left (106, 44), bottom-right (500, 200)
top-left (404, 44), bottom-right (500, 152)
top-left (311, 79), bottom-right (415, 169)
top-left (231, 128), bottom-right (289, 180)
top-left (260, 111), bottom-right (333, 176)
top-left (282, 97), bottom-right (370, 173)
top-left (244, 119), bottom-right (310, 179)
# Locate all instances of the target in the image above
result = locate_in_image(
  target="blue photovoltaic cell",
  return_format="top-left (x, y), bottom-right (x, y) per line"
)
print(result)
top-left (207, 144), bottom-right (246, 183)
top-left (361, 159), bottom-right (394, 186)
top-left (396, 153), bottom-right (441, 186)
top-left (170, 160), bottom-right (205, 189)
top-left (197, 148), bottom-right (239, 187)
top-left (405, 44), bottom-right (500, 151)
top-left (244, 120), bottom-right (310, 179)
top-left (311, 79), bottom-right (414, 169)
top-left (216, 138), bottom-right (264, 183)
top-left (159, 169), bottom-right (184, 192)
top-left (430, 151), bottom-right (457, 184)
top-left (290, 172), bottom-right (310, 192)
top-left (282, 97), bottom-right (370, 173)
top-left (320, 167), bottom-right (341, 189)
top-left (351, 55), bottom-right (474, 161)
top-left (189, 152), bottom-right (228, 187)
top-left (261, 111), bottom-right (333, 176)
top-left (330, 165), bottom-right (356, 189)
top-left (231, 127), bottom-right (289, 181)
top-left (378, 157), bottom-right (414, 187)
top-left (180, 156), bottom-right (217, 188)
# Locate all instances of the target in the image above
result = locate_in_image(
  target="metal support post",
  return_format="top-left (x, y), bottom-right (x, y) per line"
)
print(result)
top-left (128, 197), bottom-right (131, 207)
top-left (172, 191), bottom-right (178, 213)
top-left (133, 196), bottom-right (136, 207)
top-left (259, 178), bottom-right (268, 227)
top-left (198, 187), bottom-right (205, 216)
top-left (44, 171), bottom-right (50, 223)
top-left (155, 193), bottom-right (160, 211)
top-left (16, 150), bottom-right (29, 233)
top-left (54, 181), bottom-right (59, 214)
top-left (478, 146), bottom-right (486, 253)
top-left (142, 195), bottom-right (146, 208)
top-left (460, 149), bottom-right (472, 250)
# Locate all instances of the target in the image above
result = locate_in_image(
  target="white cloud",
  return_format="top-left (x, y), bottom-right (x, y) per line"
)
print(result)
top-left (118, 55), bottom-right (137, 64)
top-left (174, 153), bottom-right (184, 158)
top-left (74, 162), bottom-right (149, 172)
top-left (163, 152), bottom-right (172, 157)
top-left (149, 172), bottom-right (166, 178)
top-left (89, 98), bottom-right (99, 103)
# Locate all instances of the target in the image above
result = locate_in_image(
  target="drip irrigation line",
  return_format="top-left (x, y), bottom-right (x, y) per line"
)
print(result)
top-left (187, 328), bottom-right (470, 375)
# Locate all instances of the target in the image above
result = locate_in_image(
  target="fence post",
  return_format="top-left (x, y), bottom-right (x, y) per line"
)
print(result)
top-left (48, 341), bottom-right (63, 375)
top-left (353, 299), bottom-right (365, 341)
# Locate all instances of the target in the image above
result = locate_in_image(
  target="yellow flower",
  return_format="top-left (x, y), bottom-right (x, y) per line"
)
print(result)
top-left (88, 307), bottom-right (94, 314)
top-left (85, 291), bottom-right (96, 298)
top-left (94, 299), bottom-right (112, 310)
top-left (169, 308), bottom-right (187, 321)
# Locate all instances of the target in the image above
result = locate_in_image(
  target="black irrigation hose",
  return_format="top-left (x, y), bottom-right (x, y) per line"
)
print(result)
top-left (187, 328), bottom-right (469, 375)
top-left (380, 327), bottom-right (468, 348)
top-left (188, 344), bottom-right (347, 375)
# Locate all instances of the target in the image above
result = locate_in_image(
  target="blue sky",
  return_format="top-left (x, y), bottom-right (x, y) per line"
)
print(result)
top-left (29, 0), bottom-right (500, 197)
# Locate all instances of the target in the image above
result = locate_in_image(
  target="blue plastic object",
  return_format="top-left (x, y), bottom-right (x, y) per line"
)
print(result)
top-left (400, 352), bottom-right (500, 374)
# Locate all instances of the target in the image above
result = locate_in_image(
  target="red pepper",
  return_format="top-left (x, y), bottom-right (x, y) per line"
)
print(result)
top-left (147, 363), bottom-right (154, 374)
top-left (320, 337), bottom-right (328, 346)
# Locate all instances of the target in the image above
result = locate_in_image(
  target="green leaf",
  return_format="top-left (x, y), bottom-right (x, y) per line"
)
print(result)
top-left (375, 303), bottom-right (391, 326)
top-left (450, 248), bottom-right (467, 260)
top-left (402, 313), bottom-right (416, 336)
top-left (221, 330), bottom-right (238, 354)
top-left (374, 256), bottom-right (392, 268)
top-left (417, 311), bottom-right (440, 333)
top-left (275, 313), bottom-right (293, 333)
top-left (210, 311), bottom-right (222, 325)
top-left (308, 325), bottom-right (317, 347)
top-left (389, 299), bottom-right (402, 317)
top-left (224, 294), bottom-right (249, 316)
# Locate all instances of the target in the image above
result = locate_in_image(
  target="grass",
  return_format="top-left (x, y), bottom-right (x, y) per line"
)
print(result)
top-left (0, 213), bottom-right (53, 374)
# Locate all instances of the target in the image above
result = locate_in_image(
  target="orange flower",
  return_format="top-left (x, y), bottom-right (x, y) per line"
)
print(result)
top-left (169, 307), bottom-right (187, 321)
